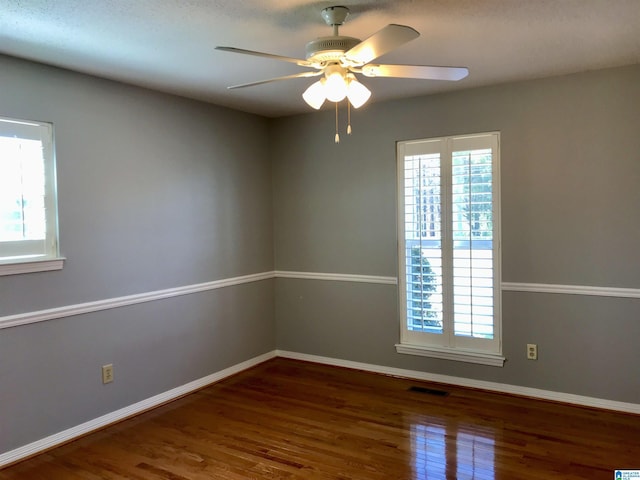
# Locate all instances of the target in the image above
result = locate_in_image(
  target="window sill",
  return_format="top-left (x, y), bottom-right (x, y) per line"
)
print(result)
top-left (395, 343), bottom-right (506, 367)
top-left (0, 257), bottom-right (65, 276)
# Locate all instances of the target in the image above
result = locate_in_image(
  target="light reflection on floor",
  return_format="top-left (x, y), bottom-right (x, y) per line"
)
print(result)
top-left (411, 423), bottom-right (496, 480)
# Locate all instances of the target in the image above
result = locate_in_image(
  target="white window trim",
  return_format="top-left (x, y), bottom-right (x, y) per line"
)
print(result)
top-left (0, 116), bottom-right (63, 275)
top-left (396, 132), bottom-right (503, 367)
top-left (395, 343), bottom-right (505, 367)
top-left (0, 256), bottom-right (65, 276)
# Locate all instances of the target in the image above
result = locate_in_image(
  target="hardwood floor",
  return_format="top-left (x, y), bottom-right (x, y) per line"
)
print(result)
top-left (2, 358), bottom-right (639, 479)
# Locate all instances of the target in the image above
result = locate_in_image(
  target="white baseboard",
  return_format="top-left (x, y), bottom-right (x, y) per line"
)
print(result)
top-left (0, 350), bottom-right (277, 468)
top-left (276, 350), bottom-right (640, 415)
top-left (3, 348), bottom-right (638, 468)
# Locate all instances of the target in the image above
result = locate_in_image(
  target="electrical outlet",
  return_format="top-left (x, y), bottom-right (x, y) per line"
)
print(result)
top-left (527, 344), bottom-right (538, 360)
top-left (102, 364), bottom-right (114, 384)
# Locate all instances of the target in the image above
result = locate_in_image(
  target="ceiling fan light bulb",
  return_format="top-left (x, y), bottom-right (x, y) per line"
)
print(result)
top-left (302, 80), bottom-right (326, 109)
top-left (325, 71), bottom-right (348, 102)
top-left (346, 78), bottom-right (371, 108)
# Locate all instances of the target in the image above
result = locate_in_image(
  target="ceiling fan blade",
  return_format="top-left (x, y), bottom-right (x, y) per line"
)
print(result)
top-left (344, 24), bottom-right (419, 65)
top-left (227, 71), bottom-right (322, 89)
top-left (216, 46), bottom-right (312, 68)
top-left (361, 64), bottom-right (469, 81)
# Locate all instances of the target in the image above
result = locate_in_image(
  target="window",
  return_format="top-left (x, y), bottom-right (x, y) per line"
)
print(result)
top-left (396, 133), bottom-right (503, 366)
top-left (0, 115), bottom-right (62, 275)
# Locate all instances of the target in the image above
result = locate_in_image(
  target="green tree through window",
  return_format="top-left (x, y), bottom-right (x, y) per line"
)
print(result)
top-left (408, 246), bottom-right (440, 330)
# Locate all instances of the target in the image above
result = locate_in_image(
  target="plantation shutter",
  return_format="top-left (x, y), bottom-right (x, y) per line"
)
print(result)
top-left (398, 133), bottom-right (501, 357)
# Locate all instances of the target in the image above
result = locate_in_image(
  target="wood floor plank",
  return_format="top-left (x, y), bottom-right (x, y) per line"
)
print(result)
top-left (2, 358), bottom-right (639, 479)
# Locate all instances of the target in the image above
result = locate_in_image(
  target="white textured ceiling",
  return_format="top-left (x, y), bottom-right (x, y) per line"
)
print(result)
top-left (1, 0), bottom-right (639, 117)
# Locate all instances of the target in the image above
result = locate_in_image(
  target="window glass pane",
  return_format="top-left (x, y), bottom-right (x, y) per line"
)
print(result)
top-left (0, 137), bottom-right (47, 242)
top-left (451, 149), bottom-right (493, 241)
top-left (451, 148), bottom-right (494, 339)
top-left (404, 154), bottom-right (443, 334)
top-left (0, 116), bottom-right (57, 263)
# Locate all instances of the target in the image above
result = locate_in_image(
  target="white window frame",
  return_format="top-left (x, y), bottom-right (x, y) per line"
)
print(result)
top-left (0, 115), bottom-right (63, 276)
top-left (396, 132), bottom-right (504, 366)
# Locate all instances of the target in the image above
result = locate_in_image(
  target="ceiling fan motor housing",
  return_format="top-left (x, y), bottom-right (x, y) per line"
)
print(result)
top-left (305, 36), bottom-right (360, 63)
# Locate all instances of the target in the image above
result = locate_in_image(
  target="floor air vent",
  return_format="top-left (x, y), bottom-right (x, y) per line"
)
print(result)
top-left (408, 386), bottom-right (449, 397)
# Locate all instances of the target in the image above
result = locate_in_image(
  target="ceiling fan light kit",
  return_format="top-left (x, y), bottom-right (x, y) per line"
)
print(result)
top-left (302, 66), bottom-right (371, 110)
top-left (216, 5), bottom-right (469, 142)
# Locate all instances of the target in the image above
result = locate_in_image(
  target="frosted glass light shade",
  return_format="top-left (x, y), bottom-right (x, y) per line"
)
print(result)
top-left (324, 71), bottom-right (348, 102)
top-left (346, 77), bottom-right (371, 108)
top-left (302, 80), bottom-right (326, 109)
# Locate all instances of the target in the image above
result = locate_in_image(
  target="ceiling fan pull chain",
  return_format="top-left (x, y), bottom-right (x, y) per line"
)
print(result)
top-left (335, 102), bottom-right (340, 143)
top-left (347, 101), bottom-right (352, 135)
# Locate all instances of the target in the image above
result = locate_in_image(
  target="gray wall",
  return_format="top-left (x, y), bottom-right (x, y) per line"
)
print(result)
top-left (272, 64), bottom-right (640, 404)
top-left (0, 55), bottom-right (275, 452)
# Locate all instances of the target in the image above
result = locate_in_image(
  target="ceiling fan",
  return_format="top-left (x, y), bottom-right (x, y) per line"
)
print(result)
top-left (216, 5), bottom-right (469, 141)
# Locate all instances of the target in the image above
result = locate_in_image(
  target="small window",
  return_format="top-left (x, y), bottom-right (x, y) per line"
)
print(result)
top-left (396, 132), bottom-right (503, 366)
top-left (0, 116), bottom-right (62, 275)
